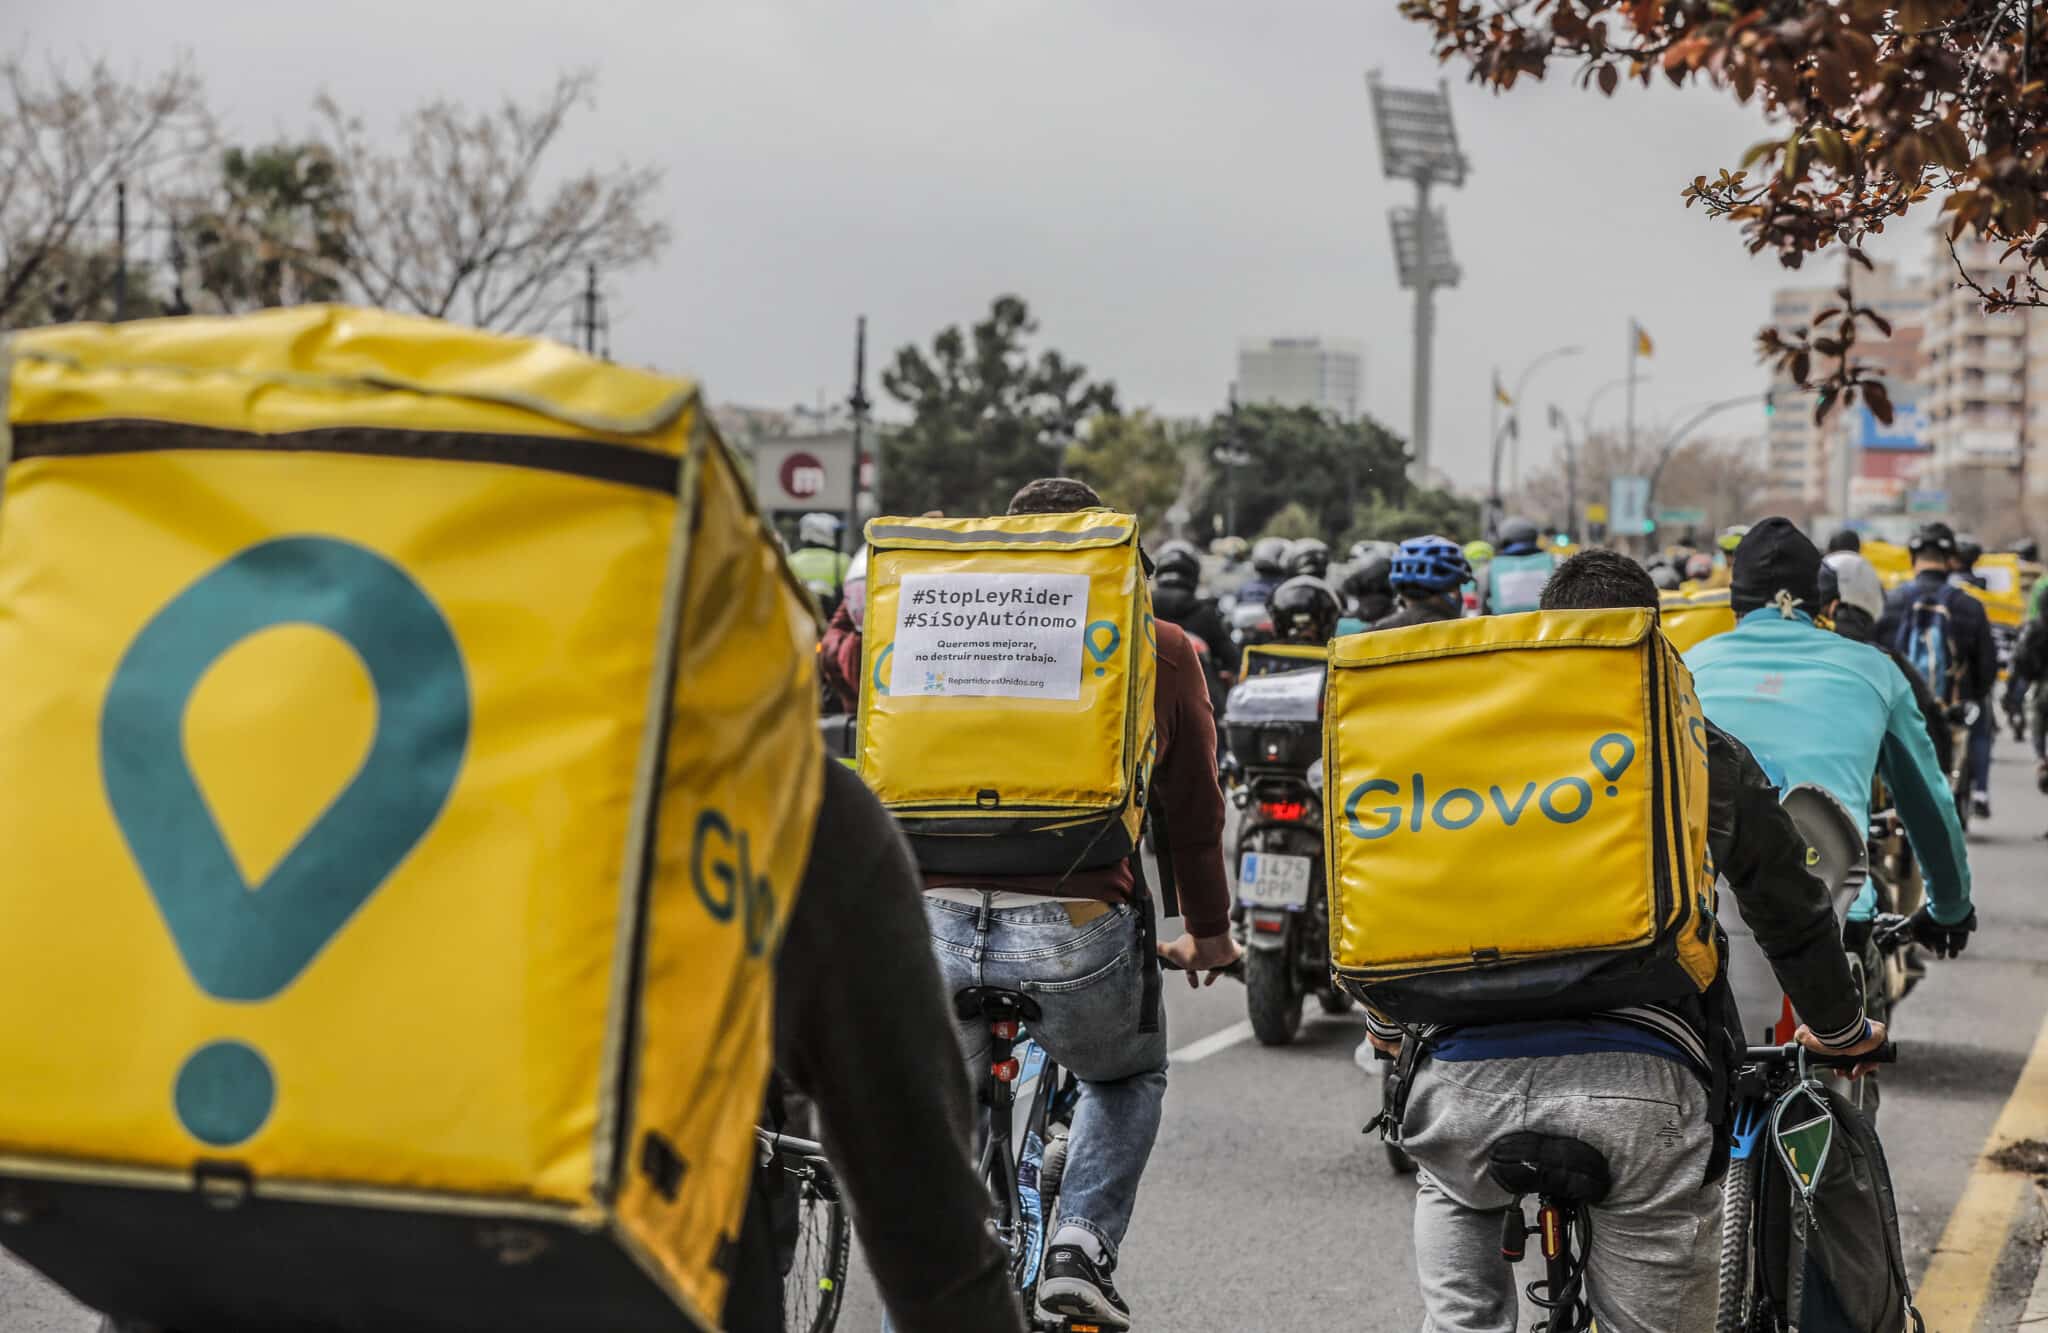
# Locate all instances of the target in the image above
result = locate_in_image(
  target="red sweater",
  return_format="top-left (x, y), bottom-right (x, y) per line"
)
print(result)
top-left (923, 620), bottom-right (1231, 938)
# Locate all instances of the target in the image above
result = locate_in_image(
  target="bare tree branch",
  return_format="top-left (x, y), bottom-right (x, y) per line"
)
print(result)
top-left (315, 71), bottom-right (668, 335)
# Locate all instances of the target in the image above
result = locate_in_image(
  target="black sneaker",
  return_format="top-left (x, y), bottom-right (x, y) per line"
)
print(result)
top-left (1973, 794), bottom-right (1992, 820)
top-left (1037, 1244), bottom-right (1132, 1330)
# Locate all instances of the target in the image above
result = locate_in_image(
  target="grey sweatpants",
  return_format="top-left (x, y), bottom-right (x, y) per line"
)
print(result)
top-left (1399, 1051), bottom-right (1720, 1333)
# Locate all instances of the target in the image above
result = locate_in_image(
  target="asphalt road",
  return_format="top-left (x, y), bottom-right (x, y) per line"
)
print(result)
top-left (6, 747), bottom-right (2046, 1332)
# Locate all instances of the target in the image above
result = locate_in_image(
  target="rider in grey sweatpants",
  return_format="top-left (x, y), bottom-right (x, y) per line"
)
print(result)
top-left (1400, 1050), bottom-right (1720, 1333)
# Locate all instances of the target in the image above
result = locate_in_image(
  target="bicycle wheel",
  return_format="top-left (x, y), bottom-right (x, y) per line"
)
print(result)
top-left (1715, 1149), bottom-right (1761, 1333)
top-left (784, 1160), bottom-right (851, 1333)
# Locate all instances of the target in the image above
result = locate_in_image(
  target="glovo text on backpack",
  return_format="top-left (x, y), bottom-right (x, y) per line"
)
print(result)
top-left (0, 307), bottom-right (820, 1331)
top-left (856, 511), bottom-right (1156, 877)
top-left (1322, 608), bottom-right (1718, 1026)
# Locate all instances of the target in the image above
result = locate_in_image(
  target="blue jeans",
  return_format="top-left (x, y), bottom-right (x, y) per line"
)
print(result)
top-left (1968, 702), bottom-right (1995, 796)
top-left (924, 895), bottom-right (1169, 1260)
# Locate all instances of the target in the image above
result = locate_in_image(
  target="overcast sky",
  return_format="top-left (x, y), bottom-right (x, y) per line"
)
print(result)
top-left (22, 0), bottom-right (1932, 493)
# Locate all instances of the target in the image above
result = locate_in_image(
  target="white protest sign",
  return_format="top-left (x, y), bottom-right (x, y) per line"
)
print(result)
top-left (892, 573), bottom-right (1091, 700)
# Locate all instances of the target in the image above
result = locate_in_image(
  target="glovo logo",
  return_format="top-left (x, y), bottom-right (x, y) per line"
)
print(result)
top-left (101, 537), bottom-right (469, 1149)
top-left (1343, 733), bottom-right (1638, 841)
top-left (1085, 620), bottom-right (1121, 678)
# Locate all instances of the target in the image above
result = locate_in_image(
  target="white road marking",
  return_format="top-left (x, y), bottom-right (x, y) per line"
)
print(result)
top-left (1169, 1020), bottom-right (1255, 1064)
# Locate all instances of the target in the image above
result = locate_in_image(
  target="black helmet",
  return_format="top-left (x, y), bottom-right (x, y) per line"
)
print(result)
top-left (2014, 538), bottom-right (2040, 562)
top-left (1154, 540), bottom-right (1202, 588)
top-left (1907, 521), bottom-right (1957, 558)
top-left (1955, 534), bottom-right (1983, 568)
top-left (1266, 576), bottom-right (1341, 644)
top-left (1650, 563), bottom-right (1683, 591)
top-left (1498, 516), bottom-right (1539, 550)
top-left (1287, 537), bottom-right (1331, 579)
top-left (1341, 555), bottom-right (1393, 601)
top-left (1250, 536), bottom-right (1292, 578)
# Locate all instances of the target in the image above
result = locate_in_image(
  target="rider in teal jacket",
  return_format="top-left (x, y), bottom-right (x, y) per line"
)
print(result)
top-left (1482, 517), bottom-right (1557, 614)
top-left (1684, 519), bottom-right (1972, 929)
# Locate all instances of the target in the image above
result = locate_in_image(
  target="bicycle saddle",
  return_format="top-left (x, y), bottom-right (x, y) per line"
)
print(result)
top-left (952, 985), bottom-right (1042, 1024)
top-left (1781, 783), bottom-right (1869, 920)
top-left (1486, 1132), bottom-right (1612, 1205)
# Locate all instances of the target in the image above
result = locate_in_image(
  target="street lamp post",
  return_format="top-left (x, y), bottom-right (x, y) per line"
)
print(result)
top-left (1646, 392), bottom-right (1770, 512)
top-left (1548, 404), bottom-right (1579, 543)
top-left (1487, 344), bottom-right (1582, 536)
top-left (1582, 373), bottom-right (1652, 446)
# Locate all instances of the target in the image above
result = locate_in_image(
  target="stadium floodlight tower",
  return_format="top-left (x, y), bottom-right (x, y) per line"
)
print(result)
top-left (1369, 72), bottom-right (1469, 482)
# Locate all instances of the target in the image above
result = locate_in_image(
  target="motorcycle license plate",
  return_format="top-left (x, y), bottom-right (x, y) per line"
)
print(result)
top-left (1239, 852), bottom-right (1312, 908)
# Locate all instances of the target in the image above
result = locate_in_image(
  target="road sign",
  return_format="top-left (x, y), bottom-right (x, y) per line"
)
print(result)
top-left (1585, 502), bottom-right (1608, 524)
top-left (1906, 488), bottom-right (1949, 514)
top-left (1657, 507), bottom-right (1707, 528)
top-left (753, 433), bottom-right (857, 513)
top-left (1609, 476), bottom-right (1650, 536)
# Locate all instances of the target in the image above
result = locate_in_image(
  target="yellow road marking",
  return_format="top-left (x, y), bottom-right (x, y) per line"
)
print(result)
top-left (1917, 1013), bottom-right (2048, 1329)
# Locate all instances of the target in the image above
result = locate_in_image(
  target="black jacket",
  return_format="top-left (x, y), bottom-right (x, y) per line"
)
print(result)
top-left (727, 762), bottom-right (1027, 1333)
top-left (1832, 605), bottom-right (1954, 775)
top-left (1369, 596), bottom-right (1461, 631)
top-left (1152, 582), bottom-right (1236, 680)
top-left (1876, 570), bottom-right (1997, 703)
top-left (1701, 724), bottom-right (1865, 1044)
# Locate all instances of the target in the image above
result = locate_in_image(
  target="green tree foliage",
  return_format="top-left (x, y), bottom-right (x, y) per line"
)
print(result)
top-left (1193, 403), bottom-right (1410, 540)
top-left (5, 243), bottom-right (168, 326)
top-left (881, 295), bottom-right (1118, 516)
top-left (186, 143), bottom-right (348, 310)
top-left (1064, 410), bottom-right (1189, 534)
top-left (1344, 489), bottom-right (1483, 547)
top-left (1259, 502), bottom-right (1320, 541)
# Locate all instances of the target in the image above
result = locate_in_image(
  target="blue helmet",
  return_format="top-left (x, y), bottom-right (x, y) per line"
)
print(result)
top-left (1390, 534), bottom-right (1473, 595)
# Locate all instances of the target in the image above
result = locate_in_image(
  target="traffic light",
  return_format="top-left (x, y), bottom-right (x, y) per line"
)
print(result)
top-left (1640, 518), bottom-right (1656, 535)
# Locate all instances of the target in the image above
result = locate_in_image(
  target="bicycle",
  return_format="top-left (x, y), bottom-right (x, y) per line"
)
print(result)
top-left (952, 984), bottom-right (1086, 1332)
top-left (1488, 1130), bottom-right (1610, 1333)
top-left (756, 1125), bottom-right (850, 1333)
top-left (956, 956), bottom-right (1244, 1331)
top-left (1715, 1040), bottom-right (1910, 1333)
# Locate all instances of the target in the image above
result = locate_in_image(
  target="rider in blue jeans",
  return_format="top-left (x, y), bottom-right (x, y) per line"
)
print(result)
top-left (920, 478), bottom-right (1240, 1331)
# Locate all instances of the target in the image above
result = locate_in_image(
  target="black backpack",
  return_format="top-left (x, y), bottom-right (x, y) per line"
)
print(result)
top-left (1756, 1084), bottom-right (1920, 1331)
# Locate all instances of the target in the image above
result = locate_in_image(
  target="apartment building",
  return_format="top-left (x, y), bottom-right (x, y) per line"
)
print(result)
top-left (1767, 258), bottom-right (1929, 521)
top-left (1922, 231), bottom-right (2048, 537)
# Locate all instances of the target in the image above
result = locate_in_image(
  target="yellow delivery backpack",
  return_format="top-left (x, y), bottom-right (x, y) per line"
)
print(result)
top-left (857, 510), bottom-right (1155, 877)
top-left (1660, 585), bottom-right (1738, 654)
top-left (1323, 609), bottom-right (1717, 1025)
top-left (0, 307), bottom-right (821, 1333)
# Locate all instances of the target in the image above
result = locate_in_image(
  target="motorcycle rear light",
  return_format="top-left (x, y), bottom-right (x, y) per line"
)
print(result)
top-left (992, 1058), bottom-right (1020, 1083)
top-left (1259, 799), bottom-right (1310, 822)
top-left (1252, 916), bottom-right (1287, 934)
top-left (990, 1019), bottom-right (1019, 1041)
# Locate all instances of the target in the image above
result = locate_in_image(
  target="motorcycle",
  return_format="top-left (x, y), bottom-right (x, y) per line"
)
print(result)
top-left (1222, 657), bottom-right (1350, 1046)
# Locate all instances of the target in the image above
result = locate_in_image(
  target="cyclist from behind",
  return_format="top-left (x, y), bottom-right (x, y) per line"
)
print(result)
top-left (1480, 516), bottom-right (1555, 614)
top-left (1269, 574), bottom-right (1365, 643)
top-left (1151, 538), bottom-right (1235, 714)
top-left (1369, 535), bottom-right (1472, 630)
top-left (787, 511), bottom-right (852, 614)
top-left (1374, 549), bottom-right (1881, 1333)
top-left (1687, 519), bottom-right (1974, 960)
top-left (1821, 550), bottom-right (1953, 777)
top-left (1235, 536), bottom-right (1292, 610)
top-left (1877, 522), bottom-right (1998, 819)
top-left (1342, 544), bottom-right (1397, 625)
top-left (919, 478), bottom-right (1240, 1330)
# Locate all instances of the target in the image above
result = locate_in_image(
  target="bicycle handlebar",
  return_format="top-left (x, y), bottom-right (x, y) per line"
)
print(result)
top-left (757, 1128), bottom-right (827, 1160)
top-left (1159, 953), bottom-right (1248, 981)
top-left (1741, 1040), bottom-right (1897, 1071)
